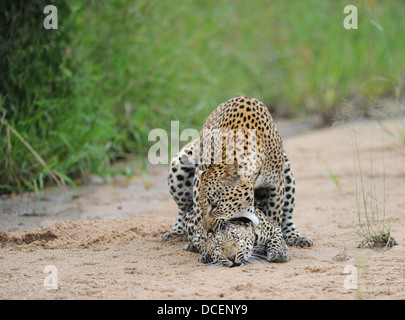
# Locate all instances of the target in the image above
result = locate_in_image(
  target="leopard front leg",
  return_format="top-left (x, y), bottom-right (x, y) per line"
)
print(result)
top-left (280, 153), bottom-right (313, 247)
top-left (259, 175), bottom-right (284, 227)
top-left (256, 154), bottom-right (313, 247)
top-left (183, 213), bottom-right (208, 255)
top-left (197, 242), bottom-right (212, 264)
top-left (254, 216), bottom-right (290, 263)
top-left (265, 232), bottom-right (291, 263)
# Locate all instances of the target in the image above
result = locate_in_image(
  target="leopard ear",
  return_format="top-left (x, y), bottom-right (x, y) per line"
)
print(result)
top-left (197, 169), bottom-right (208, 179)
top-left (226, 163), bottom-right (238, 175)
top-left (221, 163), bottom-right (239, 183)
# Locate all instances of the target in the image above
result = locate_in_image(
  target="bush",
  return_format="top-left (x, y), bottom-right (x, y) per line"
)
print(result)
top-left (1, 0), bottom-right (405, 194)
top-left (0, 0), bottom-right (76, 193)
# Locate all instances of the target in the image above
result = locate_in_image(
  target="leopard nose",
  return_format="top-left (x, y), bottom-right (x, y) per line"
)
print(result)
top-left (227, 255), bottom-right (242, 268)
top-left (230, 261), bottom-right (242, 268)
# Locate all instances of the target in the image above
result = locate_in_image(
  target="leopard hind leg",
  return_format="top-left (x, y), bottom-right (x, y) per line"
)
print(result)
top-left (162, 140), bottom-right (198, 239)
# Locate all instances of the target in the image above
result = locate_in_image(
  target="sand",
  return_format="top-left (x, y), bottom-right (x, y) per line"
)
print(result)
top-left (1, 119), bottom-right (404, 300)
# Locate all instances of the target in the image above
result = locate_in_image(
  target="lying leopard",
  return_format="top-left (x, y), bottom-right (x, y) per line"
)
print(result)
top-left (198, 208), bottom-right (290, 267)
top-left (163, 96), bottom-right (312, 262)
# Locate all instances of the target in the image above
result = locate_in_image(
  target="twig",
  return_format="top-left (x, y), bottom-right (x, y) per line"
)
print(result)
top-left (7, 124), bottom-right (66, 190)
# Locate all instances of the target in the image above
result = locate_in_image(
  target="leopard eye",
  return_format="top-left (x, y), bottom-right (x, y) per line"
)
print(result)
top-left (198, 170), bottom-right (208, 179)
top-left (244, 221), bottom-right (253, 228)
top-left (208, 198), bottom-right (217, 212)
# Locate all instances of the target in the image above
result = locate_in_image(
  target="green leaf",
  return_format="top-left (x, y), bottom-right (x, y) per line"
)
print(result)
top-left (42, 161), bottom-right (58, 173)
top-left (54, 170), bottom-right (80, 191)
top-left (32, 178), bottom-right (41, 200)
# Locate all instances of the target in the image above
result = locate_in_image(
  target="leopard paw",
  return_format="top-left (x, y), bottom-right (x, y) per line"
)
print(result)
top-left (267, 247), bottom-right (291, 263)
top-left (287, 236), bottom-right (313, 248)
top-left (162, 230), bottom-right (185, 239)
top-left (183, 242), bottom-right (199, 253)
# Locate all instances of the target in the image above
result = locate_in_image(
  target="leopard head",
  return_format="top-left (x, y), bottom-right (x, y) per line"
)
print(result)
top-left (196, 164), bottom-right (258, 233)
top-left (200, 220), bottom-right (255, 267)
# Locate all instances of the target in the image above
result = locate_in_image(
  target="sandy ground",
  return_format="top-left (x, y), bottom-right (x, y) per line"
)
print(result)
top-left (1, 119), bottom-right (404, 300)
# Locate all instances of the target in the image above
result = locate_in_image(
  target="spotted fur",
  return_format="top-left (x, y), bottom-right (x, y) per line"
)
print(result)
top-left (163, 96), bottom-right (312, 259)
top-left (199, 208), bottom-right (290, 267)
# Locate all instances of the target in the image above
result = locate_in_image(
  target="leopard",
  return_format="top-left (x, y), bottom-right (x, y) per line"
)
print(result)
top-left (163, 95), bottom-right (313, 258)
top-left (197, 219), bottom-right (255, 267)
top-left (198, 208), bottom-right (290, 267)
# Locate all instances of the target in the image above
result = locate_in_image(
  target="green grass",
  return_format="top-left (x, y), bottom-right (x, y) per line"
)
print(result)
top-left (1, 0), bottom-right (405, 193)
top-left (322, 158), bottom-right (340, 188)
top-left (351, 125), bottom-right (397, 248)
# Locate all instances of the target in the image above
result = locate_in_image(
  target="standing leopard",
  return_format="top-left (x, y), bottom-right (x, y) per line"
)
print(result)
top-left (163, 96), bottom-right (313, 255)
